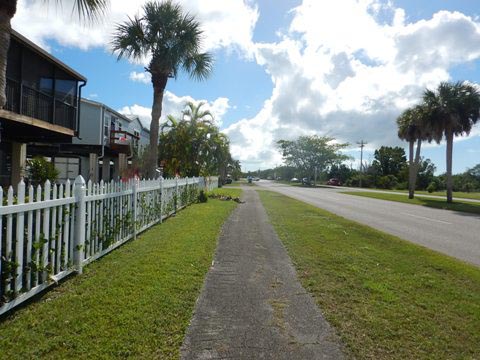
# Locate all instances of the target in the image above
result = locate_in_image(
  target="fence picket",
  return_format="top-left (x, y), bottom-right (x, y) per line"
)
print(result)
top-left (50, 184), bottom-right (58, 275)
top-left (64, 180), bottom-right (71, 269)
top-left (42, 180), bottom-right (51, 283)
top-left (0, 187), bottom-right (3, 297)
top-left (6, 186), bottom-right (13, 293)
top-left (14, 181), bottom-right (25, 294)
top-left (56, 184), bottom-right (64, 273)
top-left (34, 185), bottom-right (41, 287)
top-left (26, 185), bottom-right (34, 290)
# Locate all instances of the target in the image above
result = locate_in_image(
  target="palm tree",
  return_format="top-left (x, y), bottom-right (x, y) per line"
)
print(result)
top-left (423, 81), bottom-right (480, 202)
top-left (397, 104), bottom-right (432, 199)
top-left (0, 0), bottom-right (108, 107)
top-left (112, 0), bottom-right (213, 178)
top-left (182, 101), bottom-right (213, 123)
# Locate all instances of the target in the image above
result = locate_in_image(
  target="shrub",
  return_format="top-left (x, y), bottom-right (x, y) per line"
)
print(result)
top-left (198, 190), bottom-right (208, 203)
top-left (427, 182), bottom-right (437, 193)
top-left (377, 175), bottom-right (398, 189)
top-left (396, 181), bottom-right (408, 190)
top-left (27, 157), bottom-right (59, 186)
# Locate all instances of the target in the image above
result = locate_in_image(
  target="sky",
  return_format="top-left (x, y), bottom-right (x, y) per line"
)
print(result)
top-left (12, 0), bottom-right (480, 173)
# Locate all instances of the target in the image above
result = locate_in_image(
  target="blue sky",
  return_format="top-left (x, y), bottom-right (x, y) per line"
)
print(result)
top-left (12, 0), bottom-right (480, 173)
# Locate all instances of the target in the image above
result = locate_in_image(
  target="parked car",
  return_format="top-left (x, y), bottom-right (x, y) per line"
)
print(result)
top-left (302, 177), bottom-right (312, 186)
top-left (247, 176), bottom-right (253, 183)
top-left (290, 177), bottom-right (299, 182)
top-left (326, 178), bottom-right (342, 186)
top-left (254, 177), bottom-right (260, 181)
top-left (224, 177), bottom-right (233, 184)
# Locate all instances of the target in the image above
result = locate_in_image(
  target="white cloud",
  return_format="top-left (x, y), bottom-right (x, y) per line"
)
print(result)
top-left (225, 1), bottom-right (480, 170)
top-left (12, 0), bottom-right (258, 57)
top-left (129, 71), bottom-right (151, 84)
top-left (118, 91), bottom-right (231, 128)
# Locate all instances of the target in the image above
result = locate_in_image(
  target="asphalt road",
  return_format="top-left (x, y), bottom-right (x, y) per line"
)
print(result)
top-left (257, 181), bottom-right (480, 267)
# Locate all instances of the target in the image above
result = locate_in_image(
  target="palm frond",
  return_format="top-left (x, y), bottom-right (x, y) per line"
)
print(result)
top-left (73, 0), bottom-right (108, 21)
top-left (183, 52), bottom-right (213, 81)
top-left (111, 15), bottom-right (148, 61)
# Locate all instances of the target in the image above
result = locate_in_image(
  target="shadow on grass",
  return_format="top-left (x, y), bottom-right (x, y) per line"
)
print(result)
top-left (342, 191), bottom-right (480, 217)
top-left (419, 198), bottom-right (480, 217)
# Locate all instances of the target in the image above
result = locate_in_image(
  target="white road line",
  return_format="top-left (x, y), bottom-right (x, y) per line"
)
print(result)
top-left (401, 212), bottom-right (452, 225)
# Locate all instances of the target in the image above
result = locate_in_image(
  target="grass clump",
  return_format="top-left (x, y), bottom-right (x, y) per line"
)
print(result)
top-left (342, 191), bottom-right (480, 215)
top-left (259, 190), bottom-right (480, 360)
top-left (0, 195), bottom-right (239, 359)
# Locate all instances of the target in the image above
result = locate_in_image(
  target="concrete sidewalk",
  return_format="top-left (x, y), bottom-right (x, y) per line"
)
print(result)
top-left (180, 189), bottom-right (344, 359)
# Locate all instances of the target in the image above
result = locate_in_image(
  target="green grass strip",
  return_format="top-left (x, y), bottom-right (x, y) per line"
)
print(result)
top-left (258, 190), bottom-right (480, 359)
top-left (0, 189), bottom-right (241, 359)
top-left (342, 191), bottom-right (480, 215)
top-left (390, 189), bottom-right (480, 201)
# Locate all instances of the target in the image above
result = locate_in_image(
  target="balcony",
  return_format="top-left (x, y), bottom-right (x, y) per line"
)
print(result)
top-left (110, 130), bottom-right (139, 154)
top-left (4, 78), bottom-right (77, 131)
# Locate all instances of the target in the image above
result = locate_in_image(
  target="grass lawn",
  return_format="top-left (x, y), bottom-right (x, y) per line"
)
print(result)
top-left (386, 189), bottom-right (480, 201)
top-left (342, 191), bottom-right (480, 215)
top-left (258, 190), bottom-right (480, 359)
top-left (0, 189), bottom-right (241, 359)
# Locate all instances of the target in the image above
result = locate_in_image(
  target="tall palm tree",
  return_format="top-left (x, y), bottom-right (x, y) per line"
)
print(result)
top-left (0, 0), bottom-right (108, 107)
top-left (397, 104), bottom-right (432, 199)
top-left (423, 81), bottom-right (480, 202)
top-left (112, 0), bottom-right (213, 178)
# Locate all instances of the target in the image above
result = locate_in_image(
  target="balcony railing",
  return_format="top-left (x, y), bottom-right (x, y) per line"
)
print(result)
top-left (4, 78), bottom-right (77, 131)
top-left (110, 130), bottom-right (140, 154)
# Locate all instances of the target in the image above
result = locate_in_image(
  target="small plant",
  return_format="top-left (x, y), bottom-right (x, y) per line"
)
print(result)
top-left (27, 157), bottom-right (59, 186)
top-left (427, 181), bottom-right (437, 193)
top-left (198, 190), bottom-right (208, 203)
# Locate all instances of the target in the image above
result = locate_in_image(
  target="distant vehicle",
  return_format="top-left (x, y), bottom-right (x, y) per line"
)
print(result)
top-left (302, 177), bottom-right (312, 186)
top-left (224, 177), bottom-right (233, 184)
top-left (247, 176), bottom-right (253, 183)
top-left (327, 178), bottom-right (342, 186)
top-left (266, 176), bottom-right (273, 180)
top-left (254, 177), bottom-right (260, 181)
top-left (290, 177), bottom-right (299, 182)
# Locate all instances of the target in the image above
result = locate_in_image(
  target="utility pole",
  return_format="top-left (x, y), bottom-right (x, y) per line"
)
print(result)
top-left (357, 140), bottom-right (367, 188)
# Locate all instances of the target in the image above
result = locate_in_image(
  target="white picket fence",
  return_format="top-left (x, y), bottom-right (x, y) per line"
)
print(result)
top-left (0, 175), bottom-right (218, 315)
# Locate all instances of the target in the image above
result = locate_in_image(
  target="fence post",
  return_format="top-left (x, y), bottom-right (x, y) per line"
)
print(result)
top-left (175, 176), bottom-right (179, 213)
top-left (159, 176), bottom-right (164, 224)
top-left (73, 175), bottom-right (86, 274)
top-left (15, 180), bottom-right (25, 293)
top-left (133, 178), bottom-right (138, 240)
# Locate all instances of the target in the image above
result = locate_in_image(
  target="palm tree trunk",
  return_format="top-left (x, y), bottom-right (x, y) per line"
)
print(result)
top-left (149, 73), bottom-right (168, 178)
top-left (0, 1), bottom-right (16, 108)
top-left (408, 140), bottom-right (414, 199)
top-left (411, 138), bottom-right (422, 197)
top-left (446, 129), bottom-right (454, 203)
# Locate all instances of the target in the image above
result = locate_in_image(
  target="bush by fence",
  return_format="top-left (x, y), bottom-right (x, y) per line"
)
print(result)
top-left (0, 175), bottom-right (218, 315)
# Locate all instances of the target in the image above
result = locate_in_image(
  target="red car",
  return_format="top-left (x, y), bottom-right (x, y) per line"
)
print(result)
top-left (327, 178), bottom-right (342, 186)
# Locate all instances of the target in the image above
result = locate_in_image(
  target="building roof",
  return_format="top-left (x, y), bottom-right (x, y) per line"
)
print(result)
top-left (11, 29), bottom-right (87, 82)
top-left (126, 114), bottom-right (151, 132)
top-left (81, 98), bottom-right (134, 124)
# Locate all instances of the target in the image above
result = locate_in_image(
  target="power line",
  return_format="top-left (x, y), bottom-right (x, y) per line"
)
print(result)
top-left (356, 140), bottom-right (367, 188)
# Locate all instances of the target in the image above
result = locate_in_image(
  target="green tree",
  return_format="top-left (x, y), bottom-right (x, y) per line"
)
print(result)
top-left (328, 164), bottom-right (356, 184)
top-left (372, 146), bottom-right (407, 178)
top-left (397, 104), bottom-right (431, 198)
top-left (423, 81), bottom-right (480, 202)
top-left (112, 0), bottom-right (213, 178)
top-left (416, 158), bottom-right (436, 190)
top-left (159, 104), bottom-right (234, 178)
top-left (277, 135), bottom-right (350, 179)
top-left (0, 0), bottom-right (108, 108)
